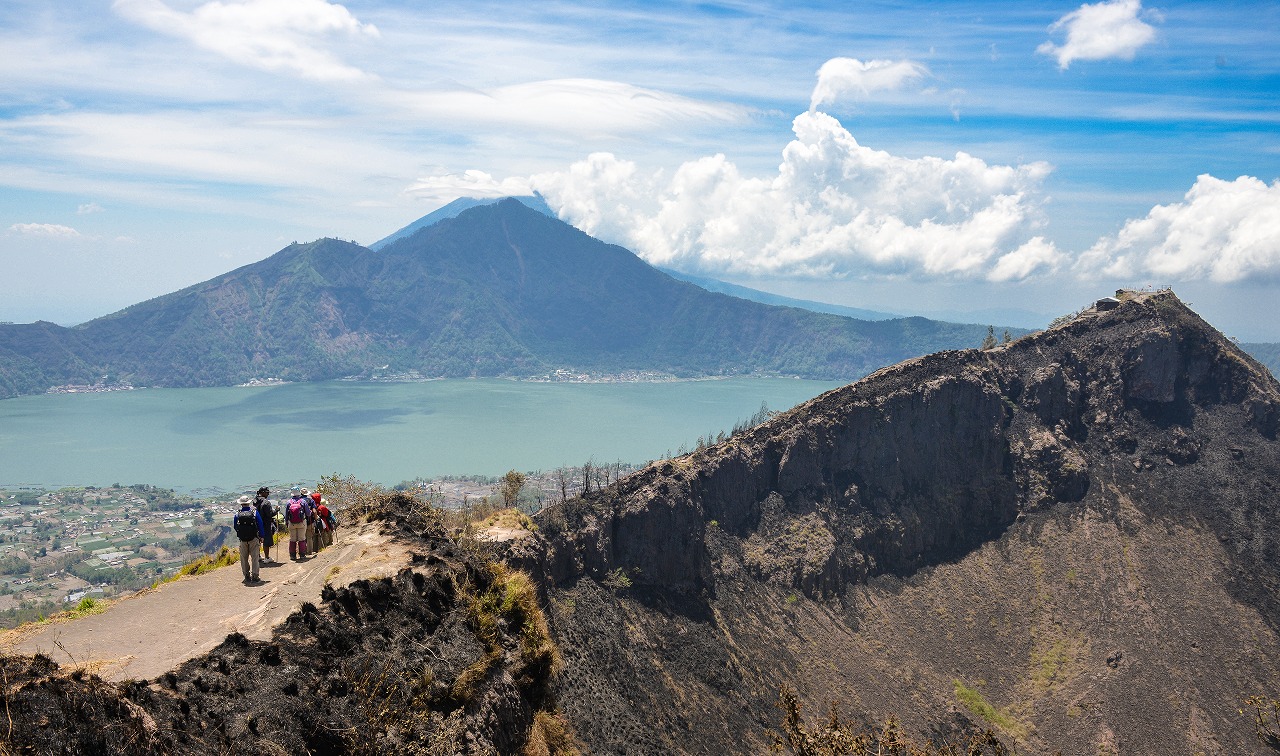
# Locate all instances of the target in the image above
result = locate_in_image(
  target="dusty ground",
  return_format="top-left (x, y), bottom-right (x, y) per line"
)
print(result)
top-left (0, 520), bottom-right (411, 682)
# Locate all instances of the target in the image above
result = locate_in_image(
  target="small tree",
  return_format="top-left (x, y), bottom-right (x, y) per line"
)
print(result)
top-left (499, 470), bottom-right (526, 509)
top-left (1002, 329), bottom-right (1012, 344)
top-left (980, 325), bottom-right (998, 350)
top-left (602, 568), bottom-right (632, 592)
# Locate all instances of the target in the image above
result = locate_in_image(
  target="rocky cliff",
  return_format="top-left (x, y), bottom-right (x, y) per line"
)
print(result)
top-left (532, 290), bottom-right (1280, 754)
top-left (1, 290), bottom-right (1275, 755)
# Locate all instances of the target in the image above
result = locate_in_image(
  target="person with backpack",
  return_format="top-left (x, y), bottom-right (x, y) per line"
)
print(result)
top-left (303, 488), bottom-right (320, 555)
top-left (315, 496), bottom-right (333, 548)
top-left (308, 490), bottom-right (327, 552)
top-left (232, 495), bottom-right (265, 583)
top-left (254, 487), bottom-right (277, 564)
top-left (285, 486), bottom-right (313, 560)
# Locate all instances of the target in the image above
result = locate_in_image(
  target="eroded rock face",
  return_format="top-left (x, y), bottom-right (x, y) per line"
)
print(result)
top-left (539, 291), bottom-right (1280, 755)
top-left (546, 292), bottom-right (1278, 599)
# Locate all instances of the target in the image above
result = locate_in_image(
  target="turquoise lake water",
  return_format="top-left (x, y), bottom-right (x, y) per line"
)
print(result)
top-left (0, 378), bottom-right (843, 492)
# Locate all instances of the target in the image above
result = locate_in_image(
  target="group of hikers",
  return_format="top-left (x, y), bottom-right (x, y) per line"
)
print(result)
top-left (232, 485), bottom-right (338, 584)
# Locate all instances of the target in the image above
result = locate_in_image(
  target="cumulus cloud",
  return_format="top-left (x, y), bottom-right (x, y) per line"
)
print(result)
top-left (113, 0), bottom-right (379, 82)
top-left (76, 202), bottom-right (104, 214)
top-left (530, 111), bottom-right (1060, 282)
top-left (810, 58), bottom-right (929, 111)
top-left (1037, 0), bottom-right (1157, 70)
top-left (1077, 174), bottom-right (1280, 282)
top-left (9, 223), bottom-right (81, 237)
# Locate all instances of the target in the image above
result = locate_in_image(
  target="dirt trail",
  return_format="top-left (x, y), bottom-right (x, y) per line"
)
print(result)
top-left (0, 520), bottom-right (412, 682)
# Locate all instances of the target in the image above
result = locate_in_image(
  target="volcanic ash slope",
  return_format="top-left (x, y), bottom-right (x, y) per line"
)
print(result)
top-left (532, 290), bottom-right (1280, 756)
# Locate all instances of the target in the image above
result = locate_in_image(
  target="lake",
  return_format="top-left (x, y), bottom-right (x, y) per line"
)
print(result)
top-left (0, 378), bottom-right (844, 492)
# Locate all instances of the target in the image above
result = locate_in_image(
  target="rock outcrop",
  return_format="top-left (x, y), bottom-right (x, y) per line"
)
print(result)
top-left (537, 290), bottom-right (1280, 754)
top-left (2, 290), bottom-right (1275, 756)
top-left (0, 499), bottom-right (575, 755)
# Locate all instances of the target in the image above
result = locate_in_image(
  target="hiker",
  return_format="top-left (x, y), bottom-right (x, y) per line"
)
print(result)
top-left (311, 508), bottom-right (327, 552)
top-left (315, 496), bottom-right (333, 548)
top-left (232, 495), bottom-right (264, 583)
top-left (285, 486), bottom-right (313, 560)
top-left (254, 487), bottom-right (277, 564)
top-left (303, 488), bottom-right (321, 555)
top-left (309, 490), bottom-right (328, 551)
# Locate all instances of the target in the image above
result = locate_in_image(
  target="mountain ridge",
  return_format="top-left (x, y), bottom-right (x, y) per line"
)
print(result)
top-left (0, 199), bottom-right (1001, 399)
top-left (522, 289), bottom-right (1280, 753)
top-left (0, 290), bottom-right (1275, 754)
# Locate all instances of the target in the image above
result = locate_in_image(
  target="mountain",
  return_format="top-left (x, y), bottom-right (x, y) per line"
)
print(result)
top-left (524, 289), bottom-right (1280, 754)
top-left (916, 305), bottom-right (1055, 331)
top-left (1244, 342), bottom-right (1280, 379)
top-left (368, 194), bottom-right (556, 251)
top-left (0, 289), bottom-right (1276, 755)
top-left (659, 267), bottom-right (898, 321)
top-left (0, 199), bottom-right (998, 399)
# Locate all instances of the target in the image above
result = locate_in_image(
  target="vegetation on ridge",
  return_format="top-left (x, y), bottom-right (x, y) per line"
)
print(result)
top-left (0, 201), bottom-right (1001, 398)
top-left (772, 684), bottom-right (1011, 755)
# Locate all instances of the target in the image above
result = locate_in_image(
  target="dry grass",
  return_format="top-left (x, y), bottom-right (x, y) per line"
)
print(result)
top-left (522, 711), bottom-right (580, 756)
top-left (481, 508), bottom-right (537, 533)
top-left (175, 546), bottom-right (237, 579)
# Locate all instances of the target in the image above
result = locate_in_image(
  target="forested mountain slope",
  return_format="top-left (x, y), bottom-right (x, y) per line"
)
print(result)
top-left (0, 200), bottom-right (995, 398)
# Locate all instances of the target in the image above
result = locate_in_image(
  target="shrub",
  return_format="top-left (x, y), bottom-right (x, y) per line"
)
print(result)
top-left (602, 568), bottom-right (632, 591)
top-left (772, 684), bottom-right (1011, 755)
top-left (952, 680), bottom-right (1027, 739)
top-left (1242, 695), bottom-right (1280, 749)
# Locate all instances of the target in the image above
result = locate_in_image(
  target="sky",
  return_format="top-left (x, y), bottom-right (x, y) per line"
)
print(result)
top-left (2, 0), bottom-right (1278, 339)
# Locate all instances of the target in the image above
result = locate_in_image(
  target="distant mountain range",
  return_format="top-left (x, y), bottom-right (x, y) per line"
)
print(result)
top-left (657, 269), bottom-right (898, 321)
top-left (0, 199), bottom-right (1022, 399)
top-left (1244, 342), bottom-right (1280, 378)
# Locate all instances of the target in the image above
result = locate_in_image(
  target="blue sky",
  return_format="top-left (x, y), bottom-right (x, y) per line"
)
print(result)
top-left (2, 0), bottom-right (1278, 338)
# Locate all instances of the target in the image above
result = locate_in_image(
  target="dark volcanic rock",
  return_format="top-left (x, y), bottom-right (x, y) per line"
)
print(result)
top-left (0, 502), bottom-right (573, 755)
top-left (537, 290), bottom-right (1280, 755)
top-left (3, 290), bottom-right (1276, 756)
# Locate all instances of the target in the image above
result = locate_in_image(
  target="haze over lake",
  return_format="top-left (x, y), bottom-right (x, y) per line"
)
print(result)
top-left (0, 378), bottom-right (841, 492)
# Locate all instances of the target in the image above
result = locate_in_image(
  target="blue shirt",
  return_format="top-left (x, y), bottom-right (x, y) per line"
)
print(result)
top-left (233, 506), bottom-right (265, 539)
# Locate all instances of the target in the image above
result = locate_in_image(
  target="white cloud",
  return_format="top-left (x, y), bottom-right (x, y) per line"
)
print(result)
top-left (404, 170), bottom-right (534, 205)
top-left (113, 0), bottom-right (379, 82)
top-left (9, 223), bottom-right (81, 237)
top-left (1037, 0), bottom-right (1158, 70)
top-left (1077, 174), bottom-right (1280, 282)
top-left (2, 111), bottom-right (410, 192)
top-left (389, 79), bottom-right (749, 137)
top-left (810, 58), bottom-right (929, 111)
top-left (530, 111), bottom-right (1060, 282)
top-left (77, 202), bottom-right (104, 215)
